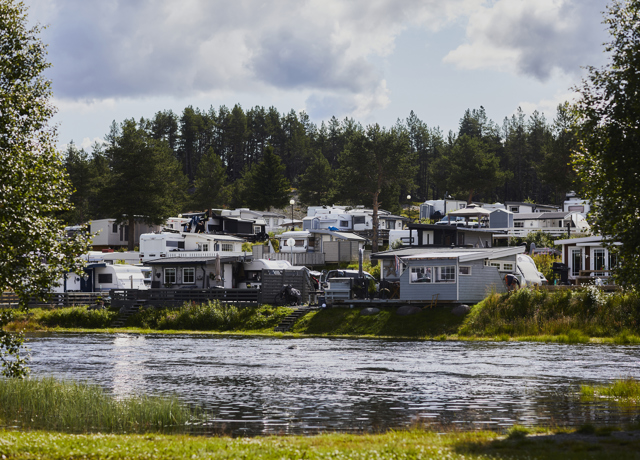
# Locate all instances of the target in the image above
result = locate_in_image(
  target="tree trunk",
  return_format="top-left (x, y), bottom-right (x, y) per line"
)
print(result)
top-left (128, 216), bottom-right (135, 251)
top-left (372, 191), bottom-right (380, 253)
top-left (467, 189), bottom-right (474, 205)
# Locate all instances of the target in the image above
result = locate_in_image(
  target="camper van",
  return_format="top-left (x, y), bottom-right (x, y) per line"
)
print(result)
top-left (52, 263), bottom-right (149, 293)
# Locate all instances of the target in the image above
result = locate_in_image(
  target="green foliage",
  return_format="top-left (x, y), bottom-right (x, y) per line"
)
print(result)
top-left (191, 147), bottom-right (226, 210)
top-left (573, 1), bottom-right (640, 288)
top-left (509, 230), bottom-right (559, 252)
top-left (100, 118), bottom-right (188, 249)
top-left (0, 377), bottom-right (195, 433)
top-left (346, 260), bottom-right (381, 280)
top-left (297, 151), bottom-right (335, 206)
top-left (531, 253), bottom-right (561, 283)
top-left (434, 133), bottom-right (510, 203)
top-left (0, 0), bottom-right (90, 307)
top-left (459, 288), bottom-right (640, 337)
top-left (39, 306), bottom-right (116, 329)
top-left (244, 146), bottom-right (291, 211)
top-left (0, 311), bottom-right (29, 378)
top-left (581, 377), bottom-right (640, 405)
top-left (126, 301), bottom-right (292, 331)
top-left (292, 307), bottom-right (464, 338)
top-left (337, 124), bottom-right (416, 251)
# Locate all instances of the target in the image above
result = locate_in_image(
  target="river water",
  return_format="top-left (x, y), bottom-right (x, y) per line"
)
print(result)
top-left (24, 333), bottom-right (640, 435)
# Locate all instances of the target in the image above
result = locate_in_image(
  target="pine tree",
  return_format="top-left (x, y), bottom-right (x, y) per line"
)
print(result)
top-left (244, 146), bottom-right (291, 211)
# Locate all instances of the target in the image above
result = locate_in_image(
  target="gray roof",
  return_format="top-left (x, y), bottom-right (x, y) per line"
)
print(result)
top-left (144, 255), bottom-right (247, 265)
top-left (514, 212), bottom-right (570, 220)
top-left (371, 246), bottom-right (524, 261)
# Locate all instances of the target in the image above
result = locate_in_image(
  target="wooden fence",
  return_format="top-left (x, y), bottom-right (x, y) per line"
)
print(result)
top-left (261, 270), bottom-right (316, 305)
top-left (1, 292), bottom-right (104, 308)
top-left (110, 288), bottom-right (261, 309)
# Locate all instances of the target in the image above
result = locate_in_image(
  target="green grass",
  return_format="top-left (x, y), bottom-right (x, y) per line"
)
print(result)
top-left (125, 301), bottom-right (293, 332)
top-left (2, 427), bottom-right (640, 459)
top-left (0, 377), bottom-right (197, 433)
top-left (459, 287), bottom-right (640, 338)
top-left (581, 377), bottom-right (640, 403)
top-left (291, 306), bottom-right (465, 338)
top-left (4, 306), bottom-right (117, 331)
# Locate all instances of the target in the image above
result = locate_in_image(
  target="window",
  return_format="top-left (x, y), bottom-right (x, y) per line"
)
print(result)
top-left (221, 243), bottom-right (233, 252)
top-left (112, 223), bottom-right (118, 233)
top-left (593, 249), bottom-right (606, 271)
top-left (182, 267), bottom-right (195, 284)
top-left (386, 220), bottom-right (394, 229)
top-left (254, 226), bottom-right (261, 234)
top-left (514, 222), bottom-right (524, 227)
top-left (459, 266), bottom-right (471, 275)
top-left (353, 216), bottom-right (365, 225)
top-left (201, 243), bottom-right (209, 252)
top-left (503, 263), bottom-right (514, 271)
top-left (410, 267), bottom-right (432, 283)
top-left (166, 241), bottom-right (185, 249)
top-left (295, 239), bottom-right (305, 247)
top-left (490, 262), bottom-right (501, 269)
top-left (98, 274), bottom-right (112, 284)
top-left (340, 220), bottom-right (349, 227)
top-left (436, 266), bottom-right (456, 282)
top-left (571, 249), bottom-right (582, 276)
top-left (510, 206), bottom-right (519, 213)
top-left (164, 268), bottom-right (176, 284)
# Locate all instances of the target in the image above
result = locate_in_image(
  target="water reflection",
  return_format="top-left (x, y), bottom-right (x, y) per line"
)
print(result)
top-left (25, 333), bottom-right (640, 435)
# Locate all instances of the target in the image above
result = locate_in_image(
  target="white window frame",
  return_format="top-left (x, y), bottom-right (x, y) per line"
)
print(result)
top-left (435, 266), bottom-right (456, 283)
top-left (503, 263), bottom-right (514, 271)
top-left (182, 267), bottom-right (195, 284)
top-left (221, 243), bottom-right (233, 252)
top-left (164, 268), bottom-right (176, 285)
top-left (459, 266), bottom-right (472, 275)
top-left (410, 266), bottom-right (432, 283)
top-left (570, 248), bottom-right (582, 276)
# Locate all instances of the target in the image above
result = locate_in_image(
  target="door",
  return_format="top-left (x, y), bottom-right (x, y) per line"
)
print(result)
top-left (224, 264), bottom-right (233, 289)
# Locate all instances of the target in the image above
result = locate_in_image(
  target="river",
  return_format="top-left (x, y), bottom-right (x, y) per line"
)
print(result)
top-left (23, 333), bottom-right (640, 435)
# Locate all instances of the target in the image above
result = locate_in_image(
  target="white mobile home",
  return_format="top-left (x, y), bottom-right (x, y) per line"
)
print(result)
top-left (554, 235), bottom-right (620, 284)
top-left (139, 232), bottom-right (245, 262)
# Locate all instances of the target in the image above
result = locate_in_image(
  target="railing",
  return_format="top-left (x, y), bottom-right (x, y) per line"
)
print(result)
top-left (1, 292), bottom-right (105, 308)
top-left (110, 288), bottom-right (261, 308)
top-left (257, 252), bottom-right (325, 266)
top-left (492, 227), bottom-right (588, 238)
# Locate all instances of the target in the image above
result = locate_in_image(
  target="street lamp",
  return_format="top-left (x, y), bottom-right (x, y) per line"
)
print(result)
top-left (290, 199), bottom-right (295, 229)
top-left (406, 195), bottom-right (412, 222)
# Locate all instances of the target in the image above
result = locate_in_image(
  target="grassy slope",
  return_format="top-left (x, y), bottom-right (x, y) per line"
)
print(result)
top-left (2, 428), bottom-right (640, 459)
top-left (292, 307), bottom-right (464, 338)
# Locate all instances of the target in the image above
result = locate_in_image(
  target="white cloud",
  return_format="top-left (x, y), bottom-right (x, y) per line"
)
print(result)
top-left (517, 89), bottom-right (578, 118)
top-left (28, 0), bottom-right (477, 118)
top-left (443, 0), bottom-right (607, 80)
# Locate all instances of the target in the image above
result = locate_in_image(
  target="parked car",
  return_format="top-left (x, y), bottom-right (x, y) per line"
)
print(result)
top-left (320, 269), bottom-right (377, 290)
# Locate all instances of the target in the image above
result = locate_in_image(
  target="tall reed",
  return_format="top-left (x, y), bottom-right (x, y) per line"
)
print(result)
top-left (459, 287), bottom-right (640, 338)
top-left (0, 377), bottom-right (196, 433)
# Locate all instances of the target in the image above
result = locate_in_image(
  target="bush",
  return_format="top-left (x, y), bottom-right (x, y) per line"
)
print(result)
top-left (127, 301), bottom-right (293, 331)
top-left (459, 287), bottom-right (640, 337)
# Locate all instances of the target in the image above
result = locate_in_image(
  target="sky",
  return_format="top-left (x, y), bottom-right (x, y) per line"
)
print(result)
top-left (24, 0), bottom-right (610, 150)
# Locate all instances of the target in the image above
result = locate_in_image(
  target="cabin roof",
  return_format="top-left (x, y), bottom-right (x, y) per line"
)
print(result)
top-left (144, 255), bottom-right (247, 265)
top-left (372, 246), bottom-right (525, 261)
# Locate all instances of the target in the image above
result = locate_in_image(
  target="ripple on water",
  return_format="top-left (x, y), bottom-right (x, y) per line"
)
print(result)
top-left (23, 333), bottom-right (640, 436)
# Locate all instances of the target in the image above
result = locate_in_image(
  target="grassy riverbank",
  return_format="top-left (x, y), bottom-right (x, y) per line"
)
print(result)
top-left (459, 287), bottom-right (640, 341)
top-left (2, 427), bottom-right (640, 459)
top-left (0, 377), bottom-right (195, 433)
top-left (4, 288), bottom-right (640, 343)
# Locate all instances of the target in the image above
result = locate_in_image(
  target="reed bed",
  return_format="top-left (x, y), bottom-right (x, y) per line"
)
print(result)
top-left (0, 377), bottom-right (196, 433)
top-left (4, 306), bottom-right (116, 331)
top-left (581, 377), bottom-right (640, 403)
top-left (459, 287), bottom-right (640, 339)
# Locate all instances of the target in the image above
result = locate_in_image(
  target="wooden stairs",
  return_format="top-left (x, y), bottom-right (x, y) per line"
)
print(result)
top-left (274, 305), bottom-right (318, 333)
top-left (110, 302), bottom-right (145, 328)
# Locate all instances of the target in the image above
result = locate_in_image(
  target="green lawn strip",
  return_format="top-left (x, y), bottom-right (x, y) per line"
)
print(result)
top-left (2, 428), bottom-right (640, 459)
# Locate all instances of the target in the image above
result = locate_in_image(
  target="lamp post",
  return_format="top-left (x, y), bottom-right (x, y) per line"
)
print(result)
top-left (406, 195), bottom-right (412, 222)
top-left (290, 199), bottom-right (295, 230)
